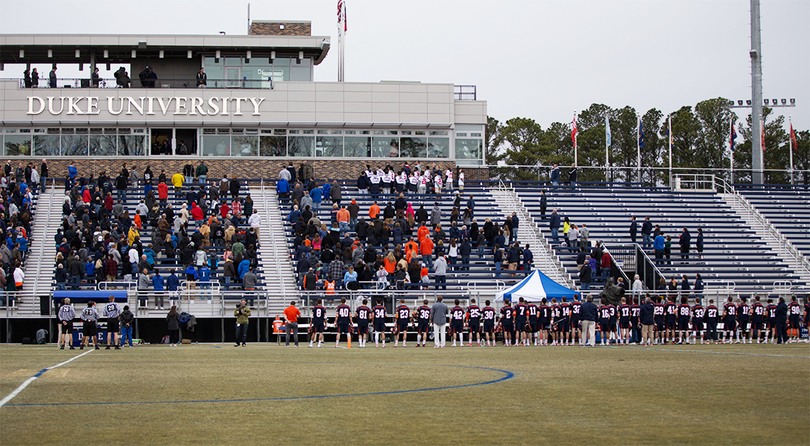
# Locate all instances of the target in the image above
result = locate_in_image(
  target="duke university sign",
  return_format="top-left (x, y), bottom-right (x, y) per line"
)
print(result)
top-left (27, 96), bottom-right (266, 116)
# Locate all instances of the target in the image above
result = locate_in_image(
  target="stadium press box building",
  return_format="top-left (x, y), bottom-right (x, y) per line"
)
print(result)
top-left (0, 22), bottom-right (487, 342)
top-left (0, 21), bottom-right (487, 180)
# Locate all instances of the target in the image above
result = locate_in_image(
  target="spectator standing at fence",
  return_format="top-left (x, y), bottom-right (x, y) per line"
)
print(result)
top-left (550, 164), bottom-right (560, 187)
top-left (640, 295), bottom-right (655, 346)
top-left (283, 301), bottom-right (301, 347)
top-left (196, 67), bottom-right (207, 88)
top-left (49, 66), bottom-right (57, 88)
top-left (152, 270), bottom-right (165, 310)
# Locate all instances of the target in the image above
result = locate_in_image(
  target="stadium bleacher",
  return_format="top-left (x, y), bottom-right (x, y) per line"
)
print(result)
top-left (514, 184), bottom-right (806, 291)
top-left (739, 187), bottom-right (810, 258)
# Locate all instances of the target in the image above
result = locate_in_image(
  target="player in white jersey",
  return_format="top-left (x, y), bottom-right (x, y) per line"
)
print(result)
top-left (103, 295), bottom-right (122, 350)
top-left (57, 298), bottom-right (76, 349)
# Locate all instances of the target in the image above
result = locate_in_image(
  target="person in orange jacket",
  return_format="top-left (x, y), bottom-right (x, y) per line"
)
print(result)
top-left (420, 236), bottom-right (434, 269)
top-left (369, 201), bottom-right (381, 220)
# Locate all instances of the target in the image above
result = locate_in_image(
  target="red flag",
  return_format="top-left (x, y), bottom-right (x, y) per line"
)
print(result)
top-left (761, 119), bottom-right (766, 152)
top-left (790, 122), bottom-right (798, 152)
top-left (571, 114), bottom-right (578, 148)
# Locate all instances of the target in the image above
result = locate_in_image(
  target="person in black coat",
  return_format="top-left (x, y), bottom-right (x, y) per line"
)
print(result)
top-left (579, 263), bottom-right (591, 290)
top-left (775, 297), bottom-right (788, 344)
top-left (679, 228), bottom-right (691, 261)
top-left (630, 216), bottom-right (638, 243)
top-left (540, 190), bottom-right (547, 220)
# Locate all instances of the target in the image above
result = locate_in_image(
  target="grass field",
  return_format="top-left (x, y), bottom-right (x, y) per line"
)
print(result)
top-left (1, 342), bottom-right (808, 445)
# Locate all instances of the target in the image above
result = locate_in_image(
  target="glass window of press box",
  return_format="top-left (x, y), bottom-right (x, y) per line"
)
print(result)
top-left (2, 128), bottom-right (146, 156)
top-left (203, 56), bottom-right (313, 86)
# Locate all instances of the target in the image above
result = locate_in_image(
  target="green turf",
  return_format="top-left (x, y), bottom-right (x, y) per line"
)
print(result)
top-left (1, 343), bottom-right (808, 445)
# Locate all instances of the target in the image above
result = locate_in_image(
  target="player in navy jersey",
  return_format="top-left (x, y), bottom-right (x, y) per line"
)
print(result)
top-left (618, 297), bottom-right (631, 345)
top-left (514, 297), bottom-right (529, 346)
top-left (722, 296), bottom-right (737, 343)
top-left (736, 297), bottom-right (750, 343)
top-left (372, 299), bottom-right (387, 347)
top-left (691, 299), bottom-right (705, 344)
top-left (550, 298), bottom-right (561, 345)
top-left (58, 298), bottom-right (76, 350)
top-left (467, 299), bottom-right (482, 346)
top-left (356, 299), bottom-right (371, 348)
top-left (750, 296), bottom-right (765, 344)
top-left (598, 297), bottom-right (611, 346)
top-left (607, 302), bottom-right (618, 345)
top-left (788, 296), bottom-right (802, 343)
top-left (664, 296), bottom-right (677, 344)
top-left (558, 297), bottom-right (572, 346)
top-left (482, 301), bottom-right (496, 346)
top-left (653, 297), bottom-right (665, 345)
top-left (450, 299), bottom-right (466, 347)
top-left (630, 297), bottom-right (641, 345)
top-left (333, 297), bottom-right (353, 348)
top-left (80, 301), bottom-right (100, 350)
top-left (571, 296), bottom-right (582, 345)
top-left (677, 296), bottom-right (692, 344)
top-left (539, 299), bottom-right (551, 346)
top-left (766, 298), bottom-right (777, 343)
top-left (526, 300), bottom-right (539, 346)
top-left (310, 298), bottom-right (326, 348)
top-left (103, 296), bottom-right (121, 350)
top-left (705, 299), bottom-right (719, 344)
top-left (804, 298), bottom-right (810, 342)
top-left (415, 300), bottom-right (432, 347)
top-left (394, 299), bottom-right (411, 347)
top-left (499, 300), bottom-right (514, 346)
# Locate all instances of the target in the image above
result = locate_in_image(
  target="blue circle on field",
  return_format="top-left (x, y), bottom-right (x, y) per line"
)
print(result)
top-left (5, 363), bottom-right (514, 408)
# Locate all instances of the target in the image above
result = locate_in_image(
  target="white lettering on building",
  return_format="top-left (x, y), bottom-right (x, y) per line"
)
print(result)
top-left (26, 96), bottom-right (267, 117)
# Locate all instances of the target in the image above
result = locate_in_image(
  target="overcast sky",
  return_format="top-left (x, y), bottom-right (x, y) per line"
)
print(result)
top-left (1, 0), bottom-right (808, 134)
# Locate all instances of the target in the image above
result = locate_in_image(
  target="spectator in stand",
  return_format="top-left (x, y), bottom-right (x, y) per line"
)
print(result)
top-left (539, 190), bottom-right (547, 220)
top-left (195, 161), bottom-right (208, 185)
top-left (347, 200), bottom-right (360, 230)
top-left (579, 262), bottom-right (591, 290)
top-left (653, 231), bottom-right (665, 264)
top-left (493, 246), bottom-right (503, 279)
top-left (229, 175), bottom-right (240, 200)
top-left (152, 270), bottom-right (165, 310)
top-left (549, 209), bottom-right (561, 245)
top-left (696, 227), bottom-right (704, 260)
top-left (641, 217), bottom-right (653, 250)
top-left (679, 227), bottom-right (691, 261)
top-left (550, 164), bottom-right (560, 187)
top-left (336, 205), bottom-right (350, 234)
top-left (330, 180), bottom-right (342, 205)
top-left (630, 216), bottom-right (638, 244)
top-left (171, 171), bottom-right (184, 193)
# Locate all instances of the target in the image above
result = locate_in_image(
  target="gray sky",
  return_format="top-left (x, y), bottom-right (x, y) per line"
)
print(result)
top-left (1, 0), bottom-right (808, 134)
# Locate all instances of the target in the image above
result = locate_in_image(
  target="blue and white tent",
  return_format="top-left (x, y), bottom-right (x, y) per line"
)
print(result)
top-left (495, 270), bottom-right (580, 302)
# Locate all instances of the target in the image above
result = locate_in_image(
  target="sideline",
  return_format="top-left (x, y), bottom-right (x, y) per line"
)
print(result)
top-left (606, 345), bottom-right (809, 359)
top-left (0, 349), bottom-right (94, 408)
top-left (4, 364), bottom-right (514, 408)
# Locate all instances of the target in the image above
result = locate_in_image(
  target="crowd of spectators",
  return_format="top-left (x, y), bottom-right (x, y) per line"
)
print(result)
top-left (51, 161), bottom-right (262, 308)
top-left (281, 162), bottom-right (536, 293)
top-left (0, 159), bottom-right (38, 298)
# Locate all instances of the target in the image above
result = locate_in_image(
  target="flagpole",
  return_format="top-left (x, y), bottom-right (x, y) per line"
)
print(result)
top-left (605, 116), bottom-right (610, 184)
top-left (668, 114), bottom-right (672, 187)
top-left (789, 116), bottom-right (794, 185)
top-left (730, 116), bottom-right (734, 184)
top-left (637, 116), bottom-right (641, 184)
top-left (573, 112), bottom-right (578, 167)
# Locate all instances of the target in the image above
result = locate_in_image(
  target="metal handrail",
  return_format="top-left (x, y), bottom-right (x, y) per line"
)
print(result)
top-left (14, 77), bottom-right (274, 90)
top-left (711, 176), bottom-right (810, 278)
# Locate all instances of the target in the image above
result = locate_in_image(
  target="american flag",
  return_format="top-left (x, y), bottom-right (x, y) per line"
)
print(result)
top-left (337, 0), bottom-right (347, 32)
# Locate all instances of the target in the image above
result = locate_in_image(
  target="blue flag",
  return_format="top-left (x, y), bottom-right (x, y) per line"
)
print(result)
top-left (730, 123), bottom-right (737, 151)
top-left (638, 120), bottom-right (645, 149)
top-left (606, 116), bottom-right (612, 147)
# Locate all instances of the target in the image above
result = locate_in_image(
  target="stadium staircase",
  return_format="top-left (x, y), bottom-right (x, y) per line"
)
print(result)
top-left (22, 186), bottom-right (61, 303)
top-left (489, 182), bottom-right (573, 288)
top-left (714, 182), bottom-right (810, 285)
top-left (249, 183), bottom-right (298, 316)
top-left (514, 183), bottom-right (804, 292)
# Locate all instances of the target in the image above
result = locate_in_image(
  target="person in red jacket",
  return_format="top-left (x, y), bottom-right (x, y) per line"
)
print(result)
top-left (191, 202), bottom-right (204, 226)
top-left (157, 182), bottom-right (169, 204)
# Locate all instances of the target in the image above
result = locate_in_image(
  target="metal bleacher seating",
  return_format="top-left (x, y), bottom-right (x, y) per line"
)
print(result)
top-left (739, 186), bottom-right (810, 259)
top-left (514, 184), bottom-right (804, 291)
